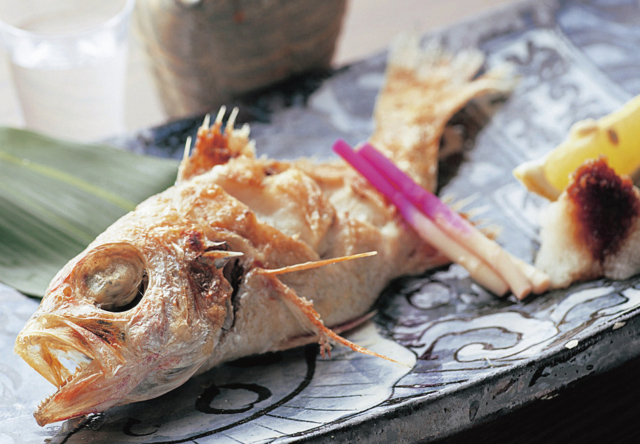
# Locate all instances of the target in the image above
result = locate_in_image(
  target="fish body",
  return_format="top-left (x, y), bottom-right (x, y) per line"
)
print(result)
top-left (14, 36), bottom-right (514, 426)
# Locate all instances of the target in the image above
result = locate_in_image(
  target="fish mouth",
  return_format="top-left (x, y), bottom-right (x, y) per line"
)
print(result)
top-left (14, 314), bottom-right (130, 426)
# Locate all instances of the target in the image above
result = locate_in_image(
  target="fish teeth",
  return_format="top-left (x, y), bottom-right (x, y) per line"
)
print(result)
top-left (56, 364), bottom-right (83, 389)
top-left (37, 392), bottom-right (54, 409)
top-left (37, 365), bottom-right (84, 410)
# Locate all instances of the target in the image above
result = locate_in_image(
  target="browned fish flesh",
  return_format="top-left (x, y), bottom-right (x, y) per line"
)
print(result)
top-left (14, 35), bottom-right (514, 426)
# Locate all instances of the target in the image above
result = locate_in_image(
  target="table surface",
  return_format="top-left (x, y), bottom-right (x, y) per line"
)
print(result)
top-left (435, 353), bottom-right (640, 444)
top-left (0, 0), bottom-right (515, 135)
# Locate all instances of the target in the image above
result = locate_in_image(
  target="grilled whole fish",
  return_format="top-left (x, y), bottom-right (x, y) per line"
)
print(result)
top-left (14, 36), bottom-right (514, 426)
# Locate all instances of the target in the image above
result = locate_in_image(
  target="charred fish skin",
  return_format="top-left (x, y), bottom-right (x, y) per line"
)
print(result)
top-left (14, 35), bottom-right (515, 426)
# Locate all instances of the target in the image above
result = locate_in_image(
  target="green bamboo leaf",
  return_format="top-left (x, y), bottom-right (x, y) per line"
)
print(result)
top-left (0, 127), bottom-right (179, 297)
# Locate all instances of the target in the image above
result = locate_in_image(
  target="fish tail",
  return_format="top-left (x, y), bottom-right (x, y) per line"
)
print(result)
top-left (369, 33), bottom-right (516, 192)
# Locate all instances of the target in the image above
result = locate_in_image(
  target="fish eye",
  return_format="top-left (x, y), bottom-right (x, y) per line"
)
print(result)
top-left (74, 244), bottom-right (147, 312)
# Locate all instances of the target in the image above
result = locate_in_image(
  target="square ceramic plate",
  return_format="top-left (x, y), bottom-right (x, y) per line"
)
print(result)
top-left (3, 0), bottom-right (640, 442)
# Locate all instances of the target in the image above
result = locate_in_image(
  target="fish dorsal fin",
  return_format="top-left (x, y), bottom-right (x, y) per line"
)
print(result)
top-left (177, 106), bottom-right (256, 183)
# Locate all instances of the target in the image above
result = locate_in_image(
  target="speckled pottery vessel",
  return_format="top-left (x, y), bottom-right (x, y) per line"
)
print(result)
top-left (135, 0), bottom-right (347, 118)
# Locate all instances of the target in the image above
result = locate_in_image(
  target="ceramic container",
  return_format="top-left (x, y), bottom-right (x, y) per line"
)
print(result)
top-left (136, 0), bottom-right (347, 118)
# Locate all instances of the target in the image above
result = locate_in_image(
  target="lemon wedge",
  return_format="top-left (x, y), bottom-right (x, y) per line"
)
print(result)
top-left (513, 94), bottom-right (640, 200)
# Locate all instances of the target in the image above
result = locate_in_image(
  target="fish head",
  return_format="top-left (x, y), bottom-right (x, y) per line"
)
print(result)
top-left (14, 218), bottom-right (239, 426)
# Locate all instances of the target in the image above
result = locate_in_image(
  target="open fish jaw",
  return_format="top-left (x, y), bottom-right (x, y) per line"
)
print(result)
top-left (15, 299), bottom-right (216, 425)
top-left (15, 318), bottom-right (114, 426)
top-left (15, 324), bottom-right (94, 387)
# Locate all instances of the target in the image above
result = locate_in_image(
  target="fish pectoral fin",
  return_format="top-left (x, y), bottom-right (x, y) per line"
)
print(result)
top-left (258, 271), bottom-right (406, 366)
top-left (260, 251), bottom-right (377, 276)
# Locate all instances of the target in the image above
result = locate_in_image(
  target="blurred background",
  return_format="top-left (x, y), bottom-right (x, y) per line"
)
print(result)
top-left (0, 0), bottom-right (514, 135)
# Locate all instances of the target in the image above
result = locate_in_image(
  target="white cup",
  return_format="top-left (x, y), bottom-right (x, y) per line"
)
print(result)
top-left (0, 0), bottom-right (135, 142)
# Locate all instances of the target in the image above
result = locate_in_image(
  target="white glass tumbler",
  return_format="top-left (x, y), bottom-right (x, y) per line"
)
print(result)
top-left (0, 0), bottom-right (135, 142)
